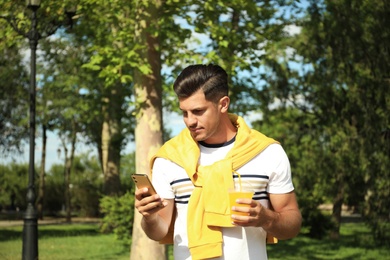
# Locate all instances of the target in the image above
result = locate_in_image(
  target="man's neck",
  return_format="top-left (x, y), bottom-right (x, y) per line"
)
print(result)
top-left (199, 134), bottom-right (236, 148)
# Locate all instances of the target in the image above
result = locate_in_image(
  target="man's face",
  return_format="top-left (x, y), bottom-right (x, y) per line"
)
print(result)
top-left (179, 90), bottom-right (222, 144)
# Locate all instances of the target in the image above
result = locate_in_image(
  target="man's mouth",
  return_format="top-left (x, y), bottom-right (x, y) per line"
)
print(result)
top-left (189, 127), bottom-right (202, 133)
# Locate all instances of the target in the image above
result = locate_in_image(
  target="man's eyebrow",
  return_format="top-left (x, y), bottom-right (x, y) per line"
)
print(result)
top-left (180, 106), bottom-right (205, 112)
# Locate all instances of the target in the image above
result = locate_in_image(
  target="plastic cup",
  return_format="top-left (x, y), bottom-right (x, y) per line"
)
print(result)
top-left (228, 189), bottom-right (254, 217)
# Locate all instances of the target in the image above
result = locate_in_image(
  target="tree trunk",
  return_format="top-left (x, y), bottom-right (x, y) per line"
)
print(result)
top-left (64, 151), bottom-right (72, 222)
top-left (130, 1), bottom-right (165, 259)
top-left (37, 124), bottom-right (47, 220)
top-left (101, 84), bottom-right (123, 196)
top-left (330, 173), bottom-right (344, 240)
top-left (61, 121), bottom-right (77, 223)
top-left (62, 144), bottom-right (70, 221)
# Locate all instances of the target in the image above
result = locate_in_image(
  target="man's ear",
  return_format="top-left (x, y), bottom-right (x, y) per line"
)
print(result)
top-left (219, 96), bottom-right (230, 112)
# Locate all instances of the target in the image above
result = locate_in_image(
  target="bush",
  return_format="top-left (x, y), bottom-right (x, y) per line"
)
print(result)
top-left (298, 194), bottom-right (333, 239)
top-left (43, 180), bottom-right (65, 215)
top-left (99, 192), bottom-right (135, 246)
top-left (305, 208), bottom-right (333, 239)
top-left (0, 163), bottom-right (29, 210)
top-left (72, 181), bottom-right (102, 217)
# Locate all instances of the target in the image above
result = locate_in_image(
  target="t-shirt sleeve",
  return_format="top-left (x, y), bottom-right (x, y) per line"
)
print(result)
top-left (151, 157), bottom-right (176, 199)
top-left (262, 144), bottom-right (294, 194)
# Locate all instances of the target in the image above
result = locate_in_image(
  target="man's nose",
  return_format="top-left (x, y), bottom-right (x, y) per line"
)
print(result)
top-left (187, 113), bottom-right (197, 127)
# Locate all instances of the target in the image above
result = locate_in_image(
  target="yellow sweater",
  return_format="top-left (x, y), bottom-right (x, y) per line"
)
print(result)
top-left (150, 114), bottom-right (278, 259)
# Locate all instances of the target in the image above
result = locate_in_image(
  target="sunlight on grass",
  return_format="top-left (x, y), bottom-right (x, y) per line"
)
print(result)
top-left (0, 222), bottom-right (389, 260)
top-left (267, 224), bottom-right (389, 260)
top-left (0, 224), bottom-right (129, 260)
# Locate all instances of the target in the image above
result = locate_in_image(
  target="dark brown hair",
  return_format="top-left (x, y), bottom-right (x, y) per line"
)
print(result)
top-left (173, 64), bottom-right (228, 103)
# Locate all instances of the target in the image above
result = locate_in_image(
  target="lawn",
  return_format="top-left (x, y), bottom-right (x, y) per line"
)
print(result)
top-left (267, 223), bottom-right (389, 260)
top-left (0, 223), bottom-right (129, 260)
top-left (0, 221), bottom-right (388, 259)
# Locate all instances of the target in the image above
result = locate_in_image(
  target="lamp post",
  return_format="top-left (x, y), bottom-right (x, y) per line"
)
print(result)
top-left (1, 1), bottom-right (76, 259)
top-left (22, 1), bottom-right (40, 259)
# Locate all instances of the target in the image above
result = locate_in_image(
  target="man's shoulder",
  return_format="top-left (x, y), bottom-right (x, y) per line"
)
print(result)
top-left (258, 143), bottom-right (287, 158)
top-left (245, 143), bottom-right (288, 166)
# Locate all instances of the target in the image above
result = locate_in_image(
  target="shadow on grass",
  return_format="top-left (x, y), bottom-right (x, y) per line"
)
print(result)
top-left (268, 235), bottom-right (363, 259)
top-left (40, 225), bottom-right (100, 238)
top-left (0, 229), bottom-right (21, 242)
top-left (0, 224), bottom-right (100, 242)
top-left (267, 223), bottom-right (386, 260)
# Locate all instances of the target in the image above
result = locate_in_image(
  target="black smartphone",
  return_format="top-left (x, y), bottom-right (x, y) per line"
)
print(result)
top-left (131, 173), bottom-right (157, 195)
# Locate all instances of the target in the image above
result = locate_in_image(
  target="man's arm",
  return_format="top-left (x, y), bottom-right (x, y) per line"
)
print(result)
top-left (261, 191), bottom-right (302, 239)
top-left (232, 191), bottom-right (302, 239)
top-left (135, 187), bottom-right (175, 241)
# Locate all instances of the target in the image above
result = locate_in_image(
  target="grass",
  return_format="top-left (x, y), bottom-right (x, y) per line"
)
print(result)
top-left (0, 220), bottom-right (388, 260)
top-left (267, 223), bottom-right (389, 260)
top-left (0, 223), bottom-right (129, 260)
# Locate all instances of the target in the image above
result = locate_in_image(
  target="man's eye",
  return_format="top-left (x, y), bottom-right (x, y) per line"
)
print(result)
top-left (193, 110), bottom-right (203, 115)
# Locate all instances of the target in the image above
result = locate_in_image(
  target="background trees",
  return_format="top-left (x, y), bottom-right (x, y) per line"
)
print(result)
top-left (0, 32), bottom-right (29, 154)
top-left (290, 0), bottom-right (389, 241)
top-left (1, 0), bottom-right (389, 258)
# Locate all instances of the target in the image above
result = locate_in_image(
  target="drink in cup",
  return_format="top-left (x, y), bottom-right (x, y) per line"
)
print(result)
top-left (228, 189), bottom-right (254, 217)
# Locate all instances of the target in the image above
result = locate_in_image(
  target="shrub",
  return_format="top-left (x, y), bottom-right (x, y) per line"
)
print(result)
top-left (72, 181), bottom-right (101, 217)
top-left (99, 192), bottom-right (134, 246)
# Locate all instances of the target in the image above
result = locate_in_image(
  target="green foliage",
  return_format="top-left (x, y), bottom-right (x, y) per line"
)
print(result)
top-left (43, 164), bottom-right (66, 214)
top-left (69, 156), bottom-right (103, 217)
top-left (185, 0), bottom-right (299, 115)
top-left (0, 163), bottom-right (30, 211)
top-left (120, 152), bottom-right (136, 191)
top-left (281, 0), bottom-right (390, 242)
top-left (40, 153), bottom-right (104, 217)
top-left (99, 192), bottom-right (134, 246)
top-left (0, 38), bottom-right (29, 153)
top-left (72, 181), bottom-right (101, 217)
top-left (253, 107), bottom-right (333, 239)
top-left (301, 205), bottom-right (333, 239)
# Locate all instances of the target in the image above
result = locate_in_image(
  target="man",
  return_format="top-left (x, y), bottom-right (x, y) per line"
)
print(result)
top-left (135, 64), bottom-right (302, 259)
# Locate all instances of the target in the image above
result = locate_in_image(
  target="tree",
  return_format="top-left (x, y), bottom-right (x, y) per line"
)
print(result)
top-left (75, 0), bottom-right (138, 196)
top-left (0, 25), bottom-right (29, 154)
top-left (37, 33), bottom-right (88, 221)
top-left (0, 163), bottom-right (29, 211)
top-left (287, 0), bottom-right (390, 240)
top-left (130, 1), bottom-right (166, 259)
top-left (185, 0), bottom-right (299, 116)
top-left (252, 107), bottom-right (333, 238)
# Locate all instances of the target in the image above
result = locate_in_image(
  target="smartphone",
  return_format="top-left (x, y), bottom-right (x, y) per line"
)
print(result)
top-left (131, 173), bottom-right (157, 195)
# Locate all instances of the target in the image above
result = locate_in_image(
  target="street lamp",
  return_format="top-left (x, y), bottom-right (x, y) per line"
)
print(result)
top-left (1, 1), bottom-right (76, 259)
top-left (23, 1), bottom-right (41, 259)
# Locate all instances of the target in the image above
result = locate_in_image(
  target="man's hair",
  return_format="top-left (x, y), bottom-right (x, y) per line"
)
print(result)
top-left (173, 64), bottom-right (228, 103)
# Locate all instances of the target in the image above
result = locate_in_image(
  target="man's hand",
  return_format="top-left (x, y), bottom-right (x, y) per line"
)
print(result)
top-left (135, 188), bottom-right (174, 241)
top-left (231, 192), bottom-right (302, 240)
top-left (135, 188), bottom-right (168, 219)
top-left (230, 198), bottom-right (265, 226)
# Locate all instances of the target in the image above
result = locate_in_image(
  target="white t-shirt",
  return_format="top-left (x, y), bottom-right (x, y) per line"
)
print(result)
top-left (152, 142), bottom-right (294, 260)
